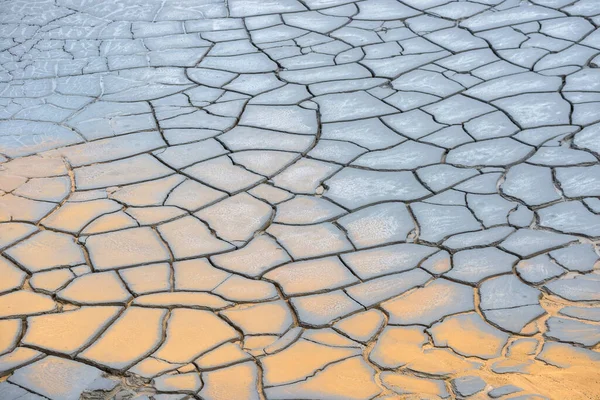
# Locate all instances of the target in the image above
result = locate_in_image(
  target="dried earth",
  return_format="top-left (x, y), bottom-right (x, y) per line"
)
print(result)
top-left (0, 0), bottom-right (600, 399)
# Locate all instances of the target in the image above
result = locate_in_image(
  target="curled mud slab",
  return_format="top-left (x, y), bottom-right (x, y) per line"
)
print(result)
top-left (0, 0), bottom-right (600, 399)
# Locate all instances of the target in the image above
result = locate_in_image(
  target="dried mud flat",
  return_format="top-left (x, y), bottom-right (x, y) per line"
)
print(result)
top-left (0, 0), bottom-right (600, 399)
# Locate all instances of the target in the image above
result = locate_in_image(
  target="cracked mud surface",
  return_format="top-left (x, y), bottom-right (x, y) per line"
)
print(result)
top-left (0, 0), bottom-right (600, 399)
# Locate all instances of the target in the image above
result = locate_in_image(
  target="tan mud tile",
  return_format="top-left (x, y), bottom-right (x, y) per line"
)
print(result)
top-left (85, 227), bottom-right (170, 270)
top-left (157, 216), bottom-right (234, 259)
top-left (42, 199), bottom-right (122, 233)
top-left (264, 256), bottom-right (357, 296)
top-left (382, 278), bottom-right (475, 325)
top-left (428, 312), bottom-right (510, 359)
top-left (79, 306), bottom-right (168, 370)
top-left (0, 156), bottom-right (67, 179)
top-left (178, 363), bottom-right (197, 373)
top-left (125, 206), bottom-right (187, 225)
top-left (264, 357), bottom-right (381, 400)
top-left (221, 301), bottom-right (293, 335)
top-left (506, 338), bottom-right (539, 358)
top-left (420, 250), bottom-right (452, 275)
top-left (154, 372), bottom-right (202, 393)
top-left (536, 341), bottom-right (600, 368)
top-left (0, 194), bottom-right (56, 224)
top-left (406, 348), bottom-right (482, 376)
top-left (129, 357), bottom-right (182, 379)
top-left (0, 173), bottom-right (26, 192)
top-left (133, 292), bottom-right (232, 310)
top-left (111, 175), bottom-right (185, 207)
top-left (194, 342), bottom-right (251, 370)
top-left (490, 358), bottom-right (534, 374)
top-left (5, 231), bottom-right (85, 273)
top-left (119, 263), bottom-right (171, 295)
top-left (213, 275), bottom-right (278, 302)
top-left (290, 290), bottom-right (363, 327)
top-left (23, 306), bottom-right (122, 355)
top-left (199, 361), bottom-right (260, 400)
top-left (333, 309), bottom-right (386, 343)
top-left (264, 327), bottom-right (303, 355)
top-left (0, 222), bottom-right (38, 250)
top-left (346, 268), bottom-right (431, 307)
top-left (164, 179), bottom-right (227, 211)
top-left (174, 258), bottom-right (230, 291)
top-left (29, 268), bottom-right (75, 293)
top-left (0, 290), bottom-right (58, 318)
top-left (244, 335), bottom-right (280, 356)
top-left (0, 319), bottom-right (21, 356)
top-left (68, 190), bottom-right (107, 203)
top-left (274, 195), bottom-right (345, 225)
top-left (71, 265), bottom-right (91, 276)
top-left (369, 326), bottom-right (428, 369)
top-left (58, 271), bottom-right (132, 305)
top-left (153, 309), bottom-right (239, 364)
top-left (0, 256), bottom-right (26, 294)
top-left (13, 176), bottom-right (71, 203)
top-left (0, 347), bottom-right (43, 375)
top-left (211, 235), bottom-right (291, 278)
top-left (261, 338), bottom-right (360, 386)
